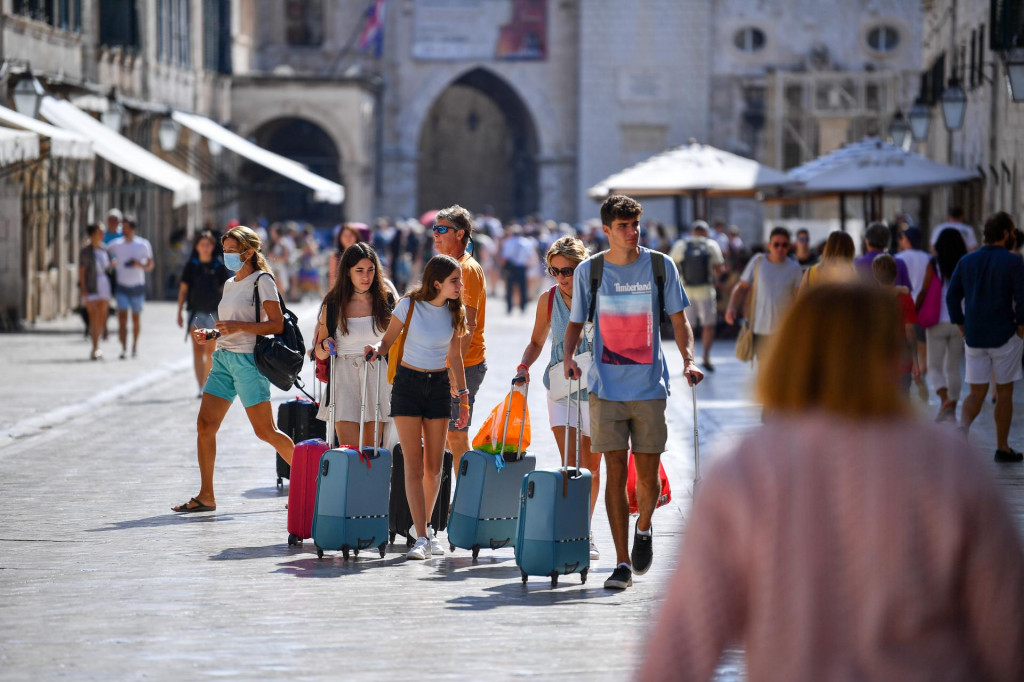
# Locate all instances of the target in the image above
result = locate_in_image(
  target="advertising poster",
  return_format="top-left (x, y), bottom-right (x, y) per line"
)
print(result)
top-left (412, 0), bottom-right (547, 61)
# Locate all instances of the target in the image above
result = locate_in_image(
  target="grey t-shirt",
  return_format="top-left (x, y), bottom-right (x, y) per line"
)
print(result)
top-left (740, 254), bottom-right (802, 335)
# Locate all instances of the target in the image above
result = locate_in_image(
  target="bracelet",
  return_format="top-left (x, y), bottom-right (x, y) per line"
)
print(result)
top-left (516, 363), bottom-right (529, 372)
top-left (459, 401), bottom-right (469, 409)
top-left (457, 388), bottom-right (470, 396)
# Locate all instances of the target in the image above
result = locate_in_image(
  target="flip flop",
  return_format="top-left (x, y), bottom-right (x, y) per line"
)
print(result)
top-left (172, 497), bottom-right (216, 513)
top-left (935, 402), bottom-right (956, 422)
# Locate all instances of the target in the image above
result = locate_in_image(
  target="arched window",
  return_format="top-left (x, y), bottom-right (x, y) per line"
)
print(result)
top-left (867, 25), bottom-right (900, 53)
top-left (733, 27), bottom-right (766, 53)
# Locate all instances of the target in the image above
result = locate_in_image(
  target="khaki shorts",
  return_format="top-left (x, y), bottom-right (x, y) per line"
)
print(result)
top-left (684, 297), bottom-right (717, 328)
top-left (588, 393), bottom-right (668, 454)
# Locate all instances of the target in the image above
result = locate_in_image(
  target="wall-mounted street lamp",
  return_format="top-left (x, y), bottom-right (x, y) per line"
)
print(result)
top-left (940, 77), bottom-right (967, 131)
top-left (207, 138), bottom-right (223, 157)
top-left (888, 110), bottom-right (910, 148)
top-left (1004, 45), bottom-right (1024, 102)
top-left (158, 117), bottom-right (180, 151)
top-left (101, 99), bottom-right (125, 132)
top-left (12, 76), bottom-right (45, 118)
top-left (907, 97), bottom-right (931, 141)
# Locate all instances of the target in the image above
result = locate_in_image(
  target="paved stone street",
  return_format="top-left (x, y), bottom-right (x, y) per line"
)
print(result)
top-left (1, 297), bottom-right (1022, 681)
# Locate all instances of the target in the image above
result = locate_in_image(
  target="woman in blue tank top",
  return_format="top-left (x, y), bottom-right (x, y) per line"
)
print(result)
top-left (513, 236), bottom-right (602, 561)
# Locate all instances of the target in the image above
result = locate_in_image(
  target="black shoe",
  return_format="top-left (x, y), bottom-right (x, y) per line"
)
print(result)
top-left (604, 564), bottom-right (632, 590)
top-left (994, 448), bottom-right (1023, 463)
top-left (631, 521), bottom-right (653, 575)
top-left (702, 360), bottom-right (715, 372)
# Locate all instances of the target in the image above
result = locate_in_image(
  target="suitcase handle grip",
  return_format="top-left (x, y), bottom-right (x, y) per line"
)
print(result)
top-left (357, 537), bottom-right (376, 550)
top-left (488, 538), bottom-right (510, 550)
top-left (563, 561), bottom-right (580, 574)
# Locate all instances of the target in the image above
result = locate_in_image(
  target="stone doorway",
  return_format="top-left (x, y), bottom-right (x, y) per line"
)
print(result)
top-left (417, 68), bottom-right (539, 221)
top-left (241, 117), bottom-right (342, 227)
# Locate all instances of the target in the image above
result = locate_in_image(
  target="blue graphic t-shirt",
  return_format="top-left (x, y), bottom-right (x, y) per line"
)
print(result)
top-left (569, 249), bottom-right (689, 401)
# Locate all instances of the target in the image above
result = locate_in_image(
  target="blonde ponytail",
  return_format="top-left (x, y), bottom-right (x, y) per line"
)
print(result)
top-left (222, 226), bottom-right (272, 274)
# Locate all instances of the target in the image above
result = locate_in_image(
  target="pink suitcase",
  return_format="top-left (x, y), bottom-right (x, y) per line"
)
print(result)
top-left (286, 352), bottom-right (352, 545)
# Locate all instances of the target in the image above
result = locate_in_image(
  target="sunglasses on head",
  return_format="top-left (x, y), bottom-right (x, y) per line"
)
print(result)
top-left (432, 224), bottom-right (454, 234)
top-left (548, 265), bottom-right (576, 278)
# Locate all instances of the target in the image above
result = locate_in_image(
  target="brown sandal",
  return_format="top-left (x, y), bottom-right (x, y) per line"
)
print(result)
top-left (172, 497), bottom-right (216, 513)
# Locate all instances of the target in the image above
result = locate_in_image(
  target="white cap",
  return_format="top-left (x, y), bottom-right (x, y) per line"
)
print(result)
top-left (107, 208), bottom-right (123, 222)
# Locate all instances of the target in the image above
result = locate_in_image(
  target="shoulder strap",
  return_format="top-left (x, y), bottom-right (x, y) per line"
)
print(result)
top-left (546, 285), bottom-right (557, 323)
top-left (326, 299), bottom-right (338, 337)
top-left (747, 255), bottom-right (762, 323)
top-left (587, 253), bottom-right (606, 324)
top-left (651, 250), bottom-right (667, 325)
top-left (253, 271), bottom-right (289, 320)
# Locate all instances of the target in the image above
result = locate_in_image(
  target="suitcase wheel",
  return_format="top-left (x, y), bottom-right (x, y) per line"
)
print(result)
top-left (471, 546), bottom-right (480, 561)
top-left (389, 531), bottom-right (396, 544)
top-left (521, 570), bottom-right (528, 584)
top-left (406, 535), bottom-right (415, 547)
top-left (353, 549), bottom-right (359, 557)
top-left (342, 547), bottom-right (350, 561)
top-left (287, 533), bottom-right (300, 546)
top-left (580, 567), bottom-right (588, 585)
top-left (378, 542), bottom-right (387, 558)
top-left (276, 477), bottom-right (284, 490)
top-left (315, 545), bottom-right (324, 560)
top-left (449, 543), bottom-right (455, 553)
top-left (550, 571), bottom-right (558, 588)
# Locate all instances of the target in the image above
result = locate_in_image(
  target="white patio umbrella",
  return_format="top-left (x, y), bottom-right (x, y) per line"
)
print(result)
top-left (587, 140), bottom-right (789, 199)
top-left (785, 137), bottom-right (978, 192)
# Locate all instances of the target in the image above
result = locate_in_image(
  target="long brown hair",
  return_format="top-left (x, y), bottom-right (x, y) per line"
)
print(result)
top-left (222, 225), bottom-right (271, 274)
top-left (322, 242), bottom-right (392, 335)
top-left (756, 283), bottom-right (909, 418)
top-left (407, 254), bottom-right (467, 336)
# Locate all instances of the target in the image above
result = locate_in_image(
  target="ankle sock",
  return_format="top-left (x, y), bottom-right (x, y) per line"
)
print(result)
top-left (618, 562), bottom-right (631, 570)
top-left (636, 528), bottom-right (652, 537)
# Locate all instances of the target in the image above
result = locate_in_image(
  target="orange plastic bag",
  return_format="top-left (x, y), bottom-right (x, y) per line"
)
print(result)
top-left (471, 386), bottom-right (531, 455)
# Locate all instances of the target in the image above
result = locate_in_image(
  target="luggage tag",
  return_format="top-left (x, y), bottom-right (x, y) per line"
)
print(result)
top-left (493, 453), bottom-right (506, 472)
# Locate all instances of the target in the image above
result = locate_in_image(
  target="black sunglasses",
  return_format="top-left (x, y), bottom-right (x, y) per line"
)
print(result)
top-left (548, 266), bottom-right (576, 278)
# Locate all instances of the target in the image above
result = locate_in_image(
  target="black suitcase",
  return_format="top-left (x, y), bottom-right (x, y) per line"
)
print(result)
top-left (276, 396), bottom-right (326, 489)
top-left (389, 443), bottom-right (452, 545)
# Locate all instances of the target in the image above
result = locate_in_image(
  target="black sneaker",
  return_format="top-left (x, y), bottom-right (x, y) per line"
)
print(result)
top-left (994, 448), bottom-right (1024, 463)
top-left (604, 564), bottom-right (632, 590)
top-left (631, 522), bottom-right (653, 575)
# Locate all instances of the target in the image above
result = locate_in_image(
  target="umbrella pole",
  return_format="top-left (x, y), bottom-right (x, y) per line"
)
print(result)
top-left (839, 193), bottom-right (847, 232)
top-left (674, 196), bottom-right (684, 232)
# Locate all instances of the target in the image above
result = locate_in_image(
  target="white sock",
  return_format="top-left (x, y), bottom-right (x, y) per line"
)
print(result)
top-left (618, 562), bottom-right (631, 570)
top-left (636, 528), bottom-right (652, 537)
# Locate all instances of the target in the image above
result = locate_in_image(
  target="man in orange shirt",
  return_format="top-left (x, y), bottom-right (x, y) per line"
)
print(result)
top-left (433, 205), bottom-right (487, 471)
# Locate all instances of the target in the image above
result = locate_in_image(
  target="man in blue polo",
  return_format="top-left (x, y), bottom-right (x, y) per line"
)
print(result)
top-left (947, 211), bottom-right (1024, 462)
top-left (565, 195), bottom-right (704, 591)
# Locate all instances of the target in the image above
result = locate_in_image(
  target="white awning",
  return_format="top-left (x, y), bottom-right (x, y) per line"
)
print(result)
top-left (40, 97), bottom-right (200, 207)
top-left (172, 110), bottom-right (344, 204)
top-left (0, 127), bottom-right (39, 166)
top-left (0, 104), bottom-right (93, 160)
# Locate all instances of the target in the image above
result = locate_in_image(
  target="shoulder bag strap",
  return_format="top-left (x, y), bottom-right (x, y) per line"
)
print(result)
top-left (587, 252), bottom-right (606, 324)
top-left (651, 251), bottom-right (667, 325)
top-left (746, 255), bottom-right (762, 327)
top-left (546, 285), bottom-right (557, 323)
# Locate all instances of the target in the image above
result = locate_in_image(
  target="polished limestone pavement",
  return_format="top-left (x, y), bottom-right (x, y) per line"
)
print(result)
top-left (1, 299), bottom-right (1020, 681)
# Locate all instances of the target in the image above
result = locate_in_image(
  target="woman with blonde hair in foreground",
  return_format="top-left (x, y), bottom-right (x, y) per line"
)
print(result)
top-left (798, 230), bottom-right (857, 292)
top-left (639, 284), bottom-right (1024, 681)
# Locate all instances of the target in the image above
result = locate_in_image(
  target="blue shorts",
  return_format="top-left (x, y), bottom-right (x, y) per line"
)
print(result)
top-left (204, 349), bottom-right (271, 408)
top-left (115, 285), bottom-right (146, 313)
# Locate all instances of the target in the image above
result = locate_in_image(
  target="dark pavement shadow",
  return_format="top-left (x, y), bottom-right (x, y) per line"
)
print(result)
top-left (418, 554), bottom-right (519, 582)
top-left (22, 358), bottom-right (94, 364)
top-left (210, 544), bottom-right (295, 561)
top-left (274, 551), bottom-right (408, 577)
top-left (85, 509), bottom-right (276, 532)
top-left (444, 576), bottom-right (616, 611)
top-left (242, 486), bottom-right (288, 499)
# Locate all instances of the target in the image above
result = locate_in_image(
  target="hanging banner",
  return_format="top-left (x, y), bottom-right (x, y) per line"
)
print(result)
top-left (412, 0), bottom-right (547, 61)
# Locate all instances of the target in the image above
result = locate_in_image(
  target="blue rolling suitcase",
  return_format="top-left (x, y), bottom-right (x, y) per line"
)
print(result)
top-left (312, 359), bottom-right (391, 560)
top-left (515, 376), bottom-right (592, 586)
top-left (447, 379), bottom-right (536, 559)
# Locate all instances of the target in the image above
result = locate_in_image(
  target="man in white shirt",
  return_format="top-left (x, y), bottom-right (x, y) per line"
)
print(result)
top-left (500, 225), bottom-right (535, 313)
top-left (108, 218), bottom-right (154, 359)
top-left (931, 206), bottom-right (978, 252)
top-left (896, 226), bottom-right (932, 401)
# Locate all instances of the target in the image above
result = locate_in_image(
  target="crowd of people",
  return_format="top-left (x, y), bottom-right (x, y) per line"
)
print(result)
top-left (78, 194), bottom-right (1024, 678)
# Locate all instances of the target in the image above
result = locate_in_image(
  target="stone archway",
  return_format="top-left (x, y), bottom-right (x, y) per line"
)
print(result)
top-left (416, 68), bottom-right (540, 220)
top-left (242, 117), bottom-right (343, 226)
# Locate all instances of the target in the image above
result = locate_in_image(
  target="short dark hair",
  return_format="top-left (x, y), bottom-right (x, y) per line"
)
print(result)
top-left (86, 222), bottom-right (102, 237)
top-left (124, 219), bottom-right (137, 231)
top-left (435, 204), bottom-right (473, 247)
top-left (901, 226), bottom-right (923, 250)
top-left (948, 206), bottom-right (965, 220)
top-left (796, 228), bottom-right (810, 238)
top-left (864, 222), bottom-right (891, 250)
top-left (983, 212), bottom-right (1016, 244)
top-left (769, 226), bottom-right (791, 242)
top-left (600, 195), bottom-right (643, 226)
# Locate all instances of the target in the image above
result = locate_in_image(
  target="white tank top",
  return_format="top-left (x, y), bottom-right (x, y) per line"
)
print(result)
top-left (334, 316), bottom-right (384, 355)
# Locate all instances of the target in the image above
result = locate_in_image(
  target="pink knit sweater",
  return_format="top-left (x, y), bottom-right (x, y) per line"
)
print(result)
top-left (639, 414), bottom-right (1024, 682)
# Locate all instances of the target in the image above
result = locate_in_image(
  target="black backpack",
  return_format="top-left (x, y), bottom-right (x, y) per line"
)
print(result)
top-left (681, 240), bottom-right (711, 286)
top-left (252, 273), bottom-right (305, 392)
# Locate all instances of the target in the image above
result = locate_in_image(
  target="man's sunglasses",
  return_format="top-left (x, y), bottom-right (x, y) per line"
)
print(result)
top-left (432, 224), bottom-right (455, 234)
top-left (548, 266), bottom-right (576, 278)
top-left (770, 241), bottom-right (790, 249)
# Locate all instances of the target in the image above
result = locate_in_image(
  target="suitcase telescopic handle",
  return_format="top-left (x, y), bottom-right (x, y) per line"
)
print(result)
top-left (692, 382), bottom-right (701, 493)
top-left (498, 377), bottom-right (529, 458)
top-left (560, 375), bottom-right (583, 497)
top-left (327, 346), bottom-right (337, 448)
top-left (357, 357), bottom-right (384, 463)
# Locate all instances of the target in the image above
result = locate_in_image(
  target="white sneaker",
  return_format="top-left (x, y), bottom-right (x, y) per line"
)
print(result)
top-left (429, 527), bottom-right (445, 555)
top-left (589, 532), bottom-right (600, 560)
top-left (406, 536), bottom-right (431, 560)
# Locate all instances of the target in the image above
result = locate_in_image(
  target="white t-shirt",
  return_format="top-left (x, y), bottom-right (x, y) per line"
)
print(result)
top-left (740, 254), bottom-right (803, 336)
top-left (393, 296), bottom-right (456, 370)
top-left (895, 249), bottom-right (931, 299)
top-left (108, 236), bottom-right (153, 288)
top-left (217, 271), bottom-right (280, 353)
top-left (931, 221), bottom-right (978, 250)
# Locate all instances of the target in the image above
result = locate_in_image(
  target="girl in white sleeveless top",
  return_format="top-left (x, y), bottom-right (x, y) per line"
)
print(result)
top-left (313, 243), bottom-right (396, 448)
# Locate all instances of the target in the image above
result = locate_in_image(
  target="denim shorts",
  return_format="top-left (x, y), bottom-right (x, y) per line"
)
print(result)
top-left (115, 284), bottom-right (146, 313)
top-left (204, 349), bottom-right (271, 408)
top-left (390, 366), bottom-right (452, 420)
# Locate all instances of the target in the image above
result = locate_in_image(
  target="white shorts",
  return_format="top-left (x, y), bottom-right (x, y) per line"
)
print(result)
top-left (685, 297), bottom-right (717, 328)
top-left (964, 334), bottom-right (1024, 386)
top-left (546, 393), bottom-right (591, 437)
